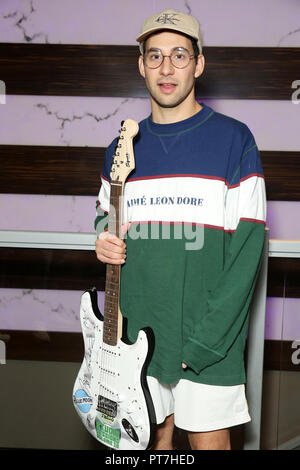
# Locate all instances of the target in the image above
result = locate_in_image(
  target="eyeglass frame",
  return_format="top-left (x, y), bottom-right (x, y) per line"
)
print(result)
top-left (143, 47), bottom-right (196, 69)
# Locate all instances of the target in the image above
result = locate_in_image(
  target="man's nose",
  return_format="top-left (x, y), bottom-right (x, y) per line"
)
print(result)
top-left (160, 56), bottom-right (175, 75)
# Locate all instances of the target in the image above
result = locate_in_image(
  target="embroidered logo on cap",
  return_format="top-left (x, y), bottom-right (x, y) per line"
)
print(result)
top-left (155, 13), bottom-right (180, 25)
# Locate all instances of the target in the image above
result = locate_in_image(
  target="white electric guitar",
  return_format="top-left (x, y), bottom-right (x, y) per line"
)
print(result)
top-left (72, 119), bottom-right (157, 450)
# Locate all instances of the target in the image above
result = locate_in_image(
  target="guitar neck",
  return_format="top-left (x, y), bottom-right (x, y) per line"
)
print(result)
top-left (102, 118), bottom-right (139, 346)
top-left (103, 181), bottom-right (124, 346)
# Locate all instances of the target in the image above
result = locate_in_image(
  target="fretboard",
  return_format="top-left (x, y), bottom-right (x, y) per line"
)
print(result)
top-left (103, 181), bottom-right (123, 346)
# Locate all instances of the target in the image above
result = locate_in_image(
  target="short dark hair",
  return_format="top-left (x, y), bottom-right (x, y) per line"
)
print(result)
top-left (190, 36), bottom-right (200, 58)
top-left (142, 30), bottom-right (200, 58)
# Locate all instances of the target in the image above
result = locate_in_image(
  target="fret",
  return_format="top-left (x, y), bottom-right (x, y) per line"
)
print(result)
top-left (105, 297), bottom-right (118, 303)
top-left (104, 295), bottom-right (119, 300)
top-left (104, 310), bottom-right (118, 317)
top-left (103, 309), bottom-right (118, 315)
top-left (103, 306), bottom-right (118, 313)
top-left (104, 291), bottom-right (119, 298)
top-left (106, 270), bottom-right (119, 278)
top-left (106, 265), bottom-right (121, 275)
top-left (103, 328), bottom-right (118, 341)
top-left (105, 291), bottom-right (119, 298)
top-left (104, 298), bottom-right (118, 305)
top-left (104, 309), bottom-right (118, 316)
top-left (103, 325), bottom-right (117, 334)
top-left (104, 326), bottom-right (117, 334)
top-left (104, 320), bottom-right (118, 328)
top-left (103, 325), bottom-right (117, 331)
top-left (104, 312), bottom-right (118, 319)
top-left (105, 289), bottom-right (119, 296)
top-left (103, 326), bottom-right (117, 332)
top-left (105, 290), bottom-right (119, 296)
top-left (103, 313), bottom-right (118, 321)
top-left (104, 321), bottom-right (118, 327)
top-left (106, 281), bottom-right (119, 288)
top-left (104, 320), bottom-right (118, 327)
top-left (105, 280), bottom-right (119, 288)
top-left (104, 320), bottom-right (118, 326)
top-left (104, 322), bottom-right (118, 328)
top-left (104, 313), bottom-right (118, 320)
top-left (104, 301), bottom-right (119, 309)
top-left (104, 326), bottom-right (117, 332)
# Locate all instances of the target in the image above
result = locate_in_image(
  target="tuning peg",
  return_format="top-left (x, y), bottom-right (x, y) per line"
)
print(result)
top-left (121, 120), bottom-right (124, 126)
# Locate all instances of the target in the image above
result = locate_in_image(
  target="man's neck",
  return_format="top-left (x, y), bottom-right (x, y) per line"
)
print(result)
top-left (150, 98), bottom-right (202, 125)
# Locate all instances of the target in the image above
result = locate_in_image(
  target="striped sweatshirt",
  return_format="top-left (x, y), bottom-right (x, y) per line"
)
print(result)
top-left (95, 102), bottom-right (267, 386)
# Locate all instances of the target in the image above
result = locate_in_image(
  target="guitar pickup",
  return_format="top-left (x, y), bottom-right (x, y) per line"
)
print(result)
top-left (97, 395), bottom-right (117, 418)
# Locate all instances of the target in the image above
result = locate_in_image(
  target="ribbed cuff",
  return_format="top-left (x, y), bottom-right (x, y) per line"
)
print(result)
top-left (182, 338), bottom-right (225, 374)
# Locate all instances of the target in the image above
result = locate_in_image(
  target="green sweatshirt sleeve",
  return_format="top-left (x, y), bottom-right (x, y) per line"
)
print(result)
top-left (182, 144), bottom-right (267, 375)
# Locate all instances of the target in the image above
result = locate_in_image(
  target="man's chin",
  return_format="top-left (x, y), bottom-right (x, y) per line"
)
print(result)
top-left (151, 94), bottom-right (186, 109)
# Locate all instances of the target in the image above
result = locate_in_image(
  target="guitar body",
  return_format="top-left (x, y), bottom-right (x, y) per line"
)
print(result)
top-left (73, 288), bottom-right (156, 450)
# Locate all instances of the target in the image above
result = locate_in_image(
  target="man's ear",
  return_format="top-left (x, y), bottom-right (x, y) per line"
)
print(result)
top-left (138, 55), bottom-right (146, 79)
top-left (194, 54), bottom-right (205, 79)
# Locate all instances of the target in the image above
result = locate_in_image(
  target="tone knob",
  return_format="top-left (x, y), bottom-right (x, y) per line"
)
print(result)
top-left (122, 418), bottom-right (139, 443)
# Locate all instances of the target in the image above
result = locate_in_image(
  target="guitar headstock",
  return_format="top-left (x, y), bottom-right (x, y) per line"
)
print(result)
top-left (110, 119), bottom-right (139, 183)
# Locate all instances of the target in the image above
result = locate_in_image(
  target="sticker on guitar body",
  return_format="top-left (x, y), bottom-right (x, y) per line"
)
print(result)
top-left (96, 413), bottom-right (121, 449)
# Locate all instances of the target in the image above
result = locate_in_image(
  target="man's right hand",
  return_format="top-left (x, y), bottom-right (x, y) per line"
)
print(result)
top-left (95, 222), bottom-right (131, 265)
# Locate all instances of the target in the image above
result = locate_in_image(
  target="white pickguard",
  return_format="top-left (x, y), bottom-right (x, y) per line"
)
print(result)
top-left (73, 290), bottom-right (156, 450)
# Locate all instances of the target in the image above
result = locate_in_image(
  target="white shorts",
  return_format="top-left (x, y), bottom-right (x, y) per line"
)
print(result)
top-left (147, 376), bottom-right (251, 432)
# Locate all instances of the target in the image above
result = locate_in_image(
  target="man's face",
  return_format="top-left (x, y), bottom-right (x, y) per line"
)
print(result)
top-left (138, 31), bottom-right (204, 109)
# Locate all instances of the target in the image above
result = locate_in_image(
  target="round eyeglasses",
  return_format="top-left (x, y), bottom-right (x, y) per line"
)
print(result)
top-left (144, 47), bottom-right (196, 69)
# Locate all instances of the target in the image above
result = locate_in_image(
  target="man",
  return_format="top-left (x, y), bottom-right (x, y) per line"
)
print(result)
top-left (95, 9), bottom-right (266, 450)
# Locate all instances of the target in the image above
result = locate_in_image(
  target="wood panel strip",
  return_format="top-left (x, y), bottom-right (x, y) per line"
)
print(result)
top-left (1, 44), bottom-right (299, 99)
top-left (267, 257), bottom-right (300, 299)
top-left (263, 339), bottom-right (300, 372)
top-left (1, 329), bottom-right (298, 371)
top-left (0, 145), bottom-right (105, 196)
top-left (1, 248), bottom-right (299, 298)
top-left (0, 248), bottom-right (106, 291)
top-left (0, 145), bottom-right (299, 200)
top-left (0, 330), bottom-right (83, 363)
top-left (262, 151), bottom-right (300, 201)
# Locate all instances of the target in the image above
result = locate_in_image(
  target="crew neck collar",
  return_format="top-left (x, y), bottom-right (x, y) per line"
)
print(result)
top-left (146, 102), bottom-right (214, 137)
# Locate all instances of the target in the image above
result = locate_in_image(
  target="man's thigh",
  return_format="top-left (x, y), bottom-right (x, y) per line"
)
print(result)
top-left (187, 428), bottom-right (231, 450)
